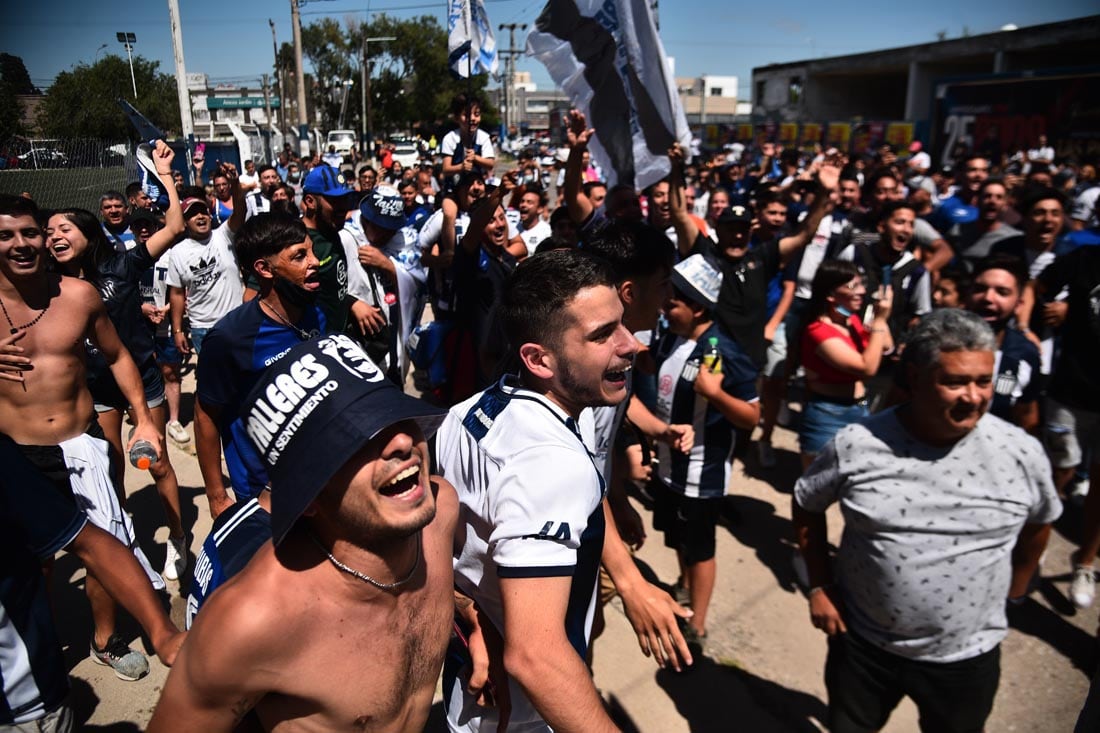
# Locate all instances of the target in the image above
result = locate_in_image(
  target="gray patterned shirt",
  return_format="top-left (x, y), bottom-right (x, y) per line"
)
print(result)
top-left (795, 409), bottom-right (1061, 662)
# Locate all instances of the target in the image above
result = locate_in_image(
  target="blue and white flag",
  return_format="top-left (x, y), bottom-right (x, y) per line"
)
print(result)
top-left (448, 0), bottom-right (499, 78)
top-left (527, 0), bottom-right (690, 191)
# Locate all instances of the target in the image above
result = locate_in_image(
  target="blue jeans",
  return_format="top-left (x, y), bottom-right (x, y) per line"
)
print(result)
top-left (799, 397), bottom-right (869, 455)
top-left (189, 327), bottom-right (211, 355)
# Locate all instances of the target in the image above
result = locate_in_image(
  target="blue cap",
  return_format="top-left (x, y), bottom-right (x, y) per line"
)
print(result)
top-left (302, 164), bottom-right (355, 197)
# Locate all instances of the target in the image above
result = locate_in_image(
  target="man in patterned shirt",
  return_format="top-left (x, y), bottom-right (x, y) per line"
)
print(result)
top-left (793, 308), bottom-right (1061, 733)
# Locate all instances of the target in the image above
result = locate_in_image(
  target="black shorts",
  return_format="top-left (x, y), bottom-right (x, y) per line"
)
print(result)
top-left (825, 630), bottom-right (1000, 733)
top-left (651, 479), bottom-right (722, 564)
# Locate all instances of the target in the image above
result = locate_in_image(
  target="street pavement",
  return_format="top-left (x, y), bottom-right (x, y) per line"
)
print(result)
top-left (59, 371), bottom-right (1094, 731)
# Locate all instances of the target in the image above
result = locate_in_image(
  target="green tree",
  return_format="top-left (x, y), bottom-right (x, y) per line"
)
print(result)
top-left (0, 54), bottom-right (37, 95)
top-left (301, 18), bottom-right (354, 130)
top-left (351, 14), bottom-right (494, 138)
top-left (0, 54), bottom-right (34, 140)
top-left (39, 55), bottom-right (180, 140)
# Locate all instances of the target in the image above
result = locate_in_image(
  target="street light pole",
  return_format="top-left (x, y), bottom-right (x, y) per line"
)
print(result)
top-left (360, 35), bottom-right (395, 160)
top-left (116, 32), bottom-right (138, 98)
top-left (94, 44), bottom-right (108, 64)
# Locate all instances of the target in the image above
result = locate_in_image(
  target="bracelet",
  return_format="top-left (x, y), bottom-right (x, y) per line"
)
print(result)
top-left (808, 584), bottom-right (833, 597)
top-left (869, 328), bottom-right (887, 334)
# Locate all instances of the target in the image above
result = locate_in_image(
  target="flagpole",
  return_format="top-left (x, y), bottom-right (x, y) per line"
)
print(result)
top-left (465, 1), bottom-right (473, 150)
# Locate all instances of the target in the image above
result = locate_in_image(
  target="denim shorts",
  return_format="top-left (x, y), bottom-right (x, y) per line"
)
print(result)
top-left (154, 335), bottom-right (182, 366)
top-left (91, 358), bottom-right (165, 413)
top-left (799, 397), bottom-right (869, 455)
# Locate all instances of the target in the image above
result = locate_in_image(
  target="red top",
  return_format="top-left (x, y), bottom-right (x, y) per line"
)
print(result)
top-left (801, 316), bottom-right (870, 385)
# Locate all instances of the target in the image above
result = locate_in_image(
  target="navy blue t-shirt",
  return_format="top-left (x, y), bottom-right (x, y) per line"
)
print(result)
top-left (86, 243), bottom-right (158, 391)
top-left (196, 299), bottom-right (326, 499)
top-left (0, 436), bottom-right (87, 724)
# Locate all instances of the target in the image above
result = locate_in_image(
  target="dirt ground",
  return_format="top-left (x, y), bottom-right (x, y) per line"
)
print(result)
top-left (58, 373), bottom-right (1094, 732)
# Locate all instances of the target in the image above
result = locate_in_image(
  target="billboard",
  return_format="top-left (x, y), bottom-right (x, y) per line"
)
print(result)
top-left (932, 70), bottom-right (1100, 168)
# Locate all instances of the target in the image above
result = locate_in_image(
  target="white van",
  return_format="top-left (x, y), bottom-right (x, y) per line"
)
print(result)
top-left (325, 130), bottom-right (357, 156)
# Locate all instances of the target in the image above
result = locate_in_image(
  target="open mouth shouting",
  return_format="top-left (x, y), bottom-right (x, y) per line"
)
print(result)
top-left (378, 461), bottom-right (425, 502)
top-left (604, 363), bottom-right (633, 390)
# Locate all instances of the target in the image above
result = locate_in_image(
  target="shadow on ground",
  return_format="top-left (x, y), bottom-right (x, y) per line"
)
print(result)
top-left (654, 654), bottom-right (827, 732)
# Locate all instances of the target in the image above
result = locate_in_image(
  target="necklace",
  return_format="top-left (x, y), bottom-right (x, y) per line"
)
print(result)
top-left (308, 530), bottom-right (421, 591)
top-left (0, 293), bottom-right (49, 335)
top-left (259, 299), bottom-right (316, 341)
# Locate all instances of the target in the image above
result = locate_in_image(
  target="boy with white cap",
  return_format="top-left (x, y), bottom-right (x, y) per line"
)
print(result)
top-left (650, 254), bottom-right (761, 651)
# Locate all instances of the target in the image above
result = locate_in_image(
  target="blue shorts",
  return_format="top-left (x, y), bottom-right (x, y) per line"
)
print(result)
top-left (154, 335), bottom-right (182, 366)
top-left (91, 357), bottom-right (166, 413)
top-left (799, 397), bottom-right (869, 455)
top-left (190, 326), bottom-right (211, 355)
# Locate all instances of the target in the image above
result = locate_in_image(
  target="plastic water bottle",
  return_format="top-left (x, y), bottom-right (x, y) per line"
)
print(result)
top-left (702, 336), bottom-right (722, 374)
top-left (127, 427), bottom-right (159, 470)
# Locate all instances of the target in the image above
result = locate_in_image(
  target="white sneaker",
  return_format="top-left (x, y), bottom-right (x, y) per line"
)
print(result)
top-left (757, 441), bottom-right (776, 469)
top-left (163, 535), bottom-right (186, 582)
top-left (166, 420), bottom-right (191, 444)
top-left (1070, 563), bottom-right (1096, 609)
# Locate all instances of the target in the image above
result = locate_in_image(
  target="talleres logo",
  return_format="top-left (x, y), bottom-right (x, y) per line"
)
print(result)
top-left (245, 335), bottom-right (383, 463)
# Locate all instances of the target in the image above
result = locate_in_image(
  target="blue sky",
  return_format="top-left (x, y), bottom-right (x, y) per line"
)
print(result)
top-left (4, 0), bottom-right (1094, 99)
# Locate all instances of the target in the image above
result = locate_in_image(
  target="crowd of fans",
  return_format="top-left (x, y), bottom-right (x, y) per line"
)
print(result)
top-left (2, 89), bottom-right (1099, 732)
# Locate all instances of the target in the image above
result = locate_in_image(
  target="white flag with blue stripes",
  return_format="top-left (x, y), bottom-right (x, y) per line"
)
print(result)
top-left (448, 0), bottom-right (499, 78)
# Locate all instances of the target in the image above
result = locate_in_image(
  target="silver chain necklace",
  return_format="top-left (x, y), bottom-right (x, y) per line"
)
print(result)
top-left (308, 530), bottom-right (421, 591)
top-left (259, 299), bottom-right (315, 341)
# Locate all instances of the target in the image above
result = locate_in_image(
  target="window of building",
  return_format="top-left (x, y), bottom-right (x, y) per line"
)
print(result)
top-left (755, 80), bottom-right (765, 104)
top-left (709, 87), bottom-right (722, 97)
top-left (788, 77), bottom-right (803, 105)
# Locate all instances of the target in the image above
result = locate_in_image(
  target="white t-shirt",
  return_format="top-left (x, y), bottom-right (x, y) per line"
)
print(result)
top-left (165, 222), bottom-right (244, 328)
top-left (244, 191), bottom-right (272, 220)
top-left (441, 128), bottom-right (495, 162)
top-left (437, 377), bottom-right (606, 731)
top-left (517, 218), bottom-right (552, 257)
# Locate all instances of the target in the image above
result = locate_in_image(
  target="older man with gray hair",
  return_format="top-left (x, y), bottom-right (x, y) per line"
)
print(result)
top-left (792, 308), bottom-right (1061, 733)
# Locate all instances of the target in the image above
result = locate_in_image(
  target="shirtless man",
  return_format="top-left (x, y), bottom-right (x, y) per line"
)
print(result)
top-left (0, 194), bottom-right (165, 680)
top-left (149, 334), bottom-right (456, 731)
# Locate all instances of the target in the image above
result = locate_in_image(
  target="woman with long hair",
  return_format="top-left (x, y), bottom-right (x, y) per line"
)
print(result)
top-left (798, 260), bottom-right (893, 468)
top-left (45, 142), bottom-right (189, 581)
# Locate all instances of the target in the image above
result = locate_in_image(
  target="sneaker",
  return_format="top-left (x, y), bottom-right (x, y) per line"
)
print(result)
top-left (166, 419), bottom-right (191, 444)
top-left (163, 534), bottom-right (186, 582)
top-left (1071, 564), bottom-right (1096, 609)
top-left (757, 440), bottom-right (776, 469)
top-left (90, 634), bottom-right (149, 681)
top-left (681, 623), bottom-right (707, 659)
top-left (672, 581), bottom-right (691, 607)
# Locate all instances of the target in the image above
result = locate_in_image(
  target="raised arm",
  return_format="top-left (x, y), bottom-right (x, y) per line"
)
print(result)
top-left (222, 162), bottom-right (246, 233)
top-left (145, 141), bottom-right (185, 260)
top-left (777, 161), bottom-right (840, 262)
top-left (563, 110), bottom-right (596, 226)
top-left (667, 143), bottom-right (699, 259)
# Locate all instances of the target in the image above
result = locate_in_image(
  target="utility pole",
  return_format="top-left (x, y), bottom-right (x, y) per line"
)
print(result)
top-left (269, 19), bottom-right (282, 131)
top-left (166, 0), bottom-right (195, 147)
top-left (290, 0), bottom-right (309, 157)
top-left (262, 73), bottom-right (274, 161)
top-left (497, 23), bottom-right (526, 141)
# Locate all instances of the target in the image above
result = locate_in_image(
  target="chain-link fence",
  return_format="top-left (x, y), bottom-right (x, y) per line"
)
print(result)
top-left (0, 138), bottom-right (137, 212)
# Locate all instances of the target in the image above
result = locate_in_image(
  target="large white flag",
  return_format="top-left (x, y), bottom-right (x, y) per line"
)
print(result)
top-left (527, 0), bottom-right (690, 191)
top-left (448, 0), bottom-right (499, 78)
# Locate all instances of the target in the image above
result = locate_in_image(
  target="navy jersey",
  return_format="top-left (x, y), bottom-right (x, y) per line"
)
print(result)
top-left (196, 300), bottom-right (325, 499)
top-left (186, 498), bottom-right (271, 628)
top-left (991, 327), bottom-right (1040, 423)
top-left (1, 436), bottom-right (87, 725)
top-left (654, 324), bottom-right (759, 498)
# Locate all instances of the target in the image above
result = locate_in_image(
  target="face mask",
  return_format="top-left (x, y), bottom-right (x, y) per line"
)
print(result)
top-left (835, 305), bottom-right (853, 318)
top-left (273, 275), bottom-right (318, 308)
top-left (288, 171), bottom-right (301, 183)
